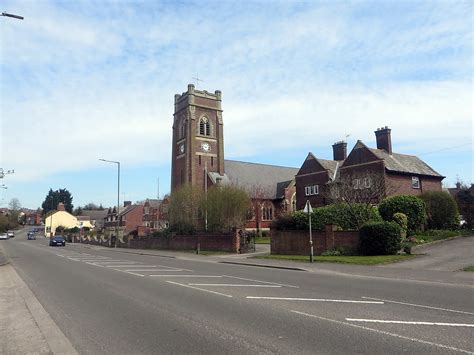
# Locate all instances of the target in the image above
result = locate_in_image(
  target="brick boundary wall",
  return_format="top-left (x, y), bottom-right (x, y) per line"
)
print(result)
top-left (72, 231), bottom-right (241, 253)
top-left (271, 225), bottom-right (359, 255)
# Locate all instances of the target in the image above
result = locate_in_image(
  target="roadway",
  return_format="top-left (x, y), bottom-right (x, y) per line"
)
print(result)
top-left (2, 229), bottom-right (473, 354)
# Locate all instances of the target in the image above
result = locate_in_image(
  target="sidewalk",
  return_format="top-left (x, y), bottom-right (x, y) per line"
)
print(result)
top-left (77, 242), bottom-right (474, 288)
top-left (0, 245), bottom-right (77, 355)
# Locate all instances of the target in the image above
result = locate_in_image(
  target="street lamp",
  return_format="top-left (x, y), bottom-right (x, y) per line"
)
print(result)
top-left (1, 12), bottom-right (24, 20)
top-left (99, 159), bottom-right (120, 248)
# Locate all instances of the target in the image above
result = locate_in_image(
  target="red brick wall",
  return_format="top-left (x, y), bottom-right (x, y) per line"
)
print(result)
top-left (129, 231), bottom-right (240, 252)
top-left (271, 226), bottom-right (359, 255)
top-left (295, 171), bottom-right (331, 210)
top-left (386, 173), bottom-right (442, 197)
top-left (122, 205), bottom-right (144, 235)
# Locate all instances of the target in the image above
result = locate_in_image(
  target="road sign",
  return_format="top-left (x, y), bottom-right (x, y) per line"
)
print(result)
top-left (303, 200), bottom-right (313, 213)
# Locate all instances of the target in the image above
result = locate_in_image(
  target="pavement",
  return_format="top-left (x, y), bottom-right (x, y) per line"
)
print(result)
top-left (0, 243), bottom-right (77, 355)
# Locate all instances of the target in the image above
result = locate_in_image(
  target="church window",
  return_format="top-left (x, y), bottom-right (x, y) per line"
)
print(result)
top-left (211, 157), bottom-right (214, 166)
top-left (262, 203), bottom-right (273, 221)
top-left (180, 121), bottom-right (186, 138)
top-left (199, 117), bottom-right (211, 136)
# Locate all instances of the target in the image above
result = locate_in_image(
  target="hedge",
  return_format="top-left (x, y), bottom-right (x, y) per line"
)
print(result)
top-left (379, 195), bottom-right (426, 235)
top-left (359, 221), bottom-right (402, 255)
top-left (275, 203), bottom-right (381, 231)
top-left (420, 191), bottom-right (459, 229)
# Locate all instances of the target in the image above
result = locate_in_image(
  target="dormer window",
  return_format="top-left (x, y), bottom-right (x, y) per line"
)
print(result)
top-left (412, 176), bottom-right (420, 189)
top-left (199, 117), bottom-right (210, 136)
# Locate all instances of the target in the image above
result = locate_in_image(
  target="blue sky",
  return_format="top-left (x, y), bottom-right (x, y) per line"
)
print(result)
top-left (1, 0), bottom-right (472, 210)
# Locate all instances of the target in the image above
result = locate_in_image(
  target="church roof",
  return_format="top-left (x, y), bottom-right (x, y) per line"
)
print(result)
top-left (223, 160), bottom-right (299, 199)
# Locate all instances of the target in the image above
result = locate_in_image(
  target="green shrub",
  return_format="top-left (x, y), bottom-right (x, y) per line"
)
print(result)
top-left (275, 204), bottom-right (380, 231)
top-left (359, 221), bottom-right (402, 255)
top-left (392, 212), bottom-right (408, 239)
top-left (379, 195), bottom-right (426, 235)
top-left (321, 246), bottom-right (357, 256)
top-left (152, 229), bottom-right (171, 238)
top-left (420, 191), bottom-right (459, 230)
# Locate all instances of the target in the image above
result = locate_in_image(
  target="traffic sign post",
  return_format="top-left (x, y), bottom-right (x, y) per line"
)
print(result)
top-left (303, 200), bottom-right (314, 263)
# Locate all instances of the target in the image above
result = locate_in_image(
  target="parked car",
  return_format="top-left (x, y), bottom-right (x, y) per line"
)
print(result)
top-left (27, 232), bottom-right (36, 240)
top-left (49, 236), bottom-right (66, 246)
top-left (0, 233), bottom-right (9, 240)
top-left (7, 231), bottom-right (15, 238)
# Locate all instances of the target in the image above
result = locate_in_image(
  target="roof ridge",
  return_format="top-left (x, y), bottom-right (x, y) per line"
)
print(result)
top-left (225, 159), bottom-right (298, 169)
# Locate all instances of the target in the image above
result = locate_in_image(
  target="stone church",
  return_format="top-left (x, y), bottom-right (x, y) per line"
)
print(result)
top-left (171, 84), bottom-right (297, 230)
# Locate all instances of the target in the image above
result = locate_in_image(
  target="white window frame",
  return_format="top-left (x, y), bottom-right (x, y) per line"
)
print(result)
top-left (412, 176), bottom-right (420, 189)
top-left (364, 178), bottom-right (371, 188)
top-left (305, 185), bottom-right (319, 196)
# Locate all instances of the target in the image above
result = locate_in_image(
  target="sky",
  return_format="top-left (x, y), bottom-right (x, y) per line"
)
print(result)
top-left (0, 0), bottom-right (472, 210)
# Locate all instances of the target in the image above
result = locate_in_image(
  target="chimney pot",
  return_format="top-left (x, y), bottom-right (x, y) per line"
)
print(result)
top-left (332, 141), bottom-right (347, 161)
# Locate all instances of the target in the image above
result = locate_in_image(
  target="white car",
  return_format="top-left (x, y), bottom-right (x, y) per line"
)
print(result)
top-left (0, 233), bottom-right (9, 240)
top-left (7, 231), bottom-right (14, 238)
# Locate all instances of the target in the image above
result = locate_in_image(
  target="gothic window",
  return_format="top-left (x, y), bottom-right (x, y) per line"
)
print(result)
top-left (199, 117), bottom-right (211, 136)
top-left (291, 193), bottom-right (296, 212)
top-left (180, 120), bottom-right (186, 138)
top-left (262, 203), bottom-right (273, 221)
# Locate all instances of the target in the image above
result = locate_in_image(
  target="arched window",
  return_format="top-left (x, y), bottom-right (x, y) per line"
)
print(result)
top-left (262, 203), bottom-right (273, 221)
top-left (199, 117), bottom-right (210, 136)
top-left (291, 193), bottom-right (296, 212)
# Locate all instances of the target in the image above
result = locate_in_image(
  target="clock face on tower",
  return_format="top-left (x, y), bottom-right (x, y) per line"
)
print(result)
top-left (201, 142), bottom-right (211, 152)
top-left (179, 144), bottom-right (185, 154)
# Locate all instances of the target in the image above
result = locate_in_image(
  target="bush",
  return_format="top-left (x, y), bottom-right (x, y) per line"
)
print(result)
top-left (392, 212), bottom-right (408, 239)
top-left (152, 229), bottom-right (171, 238)
top-left (321, 246), bottom-right (357, 256)
top-left (359, 221), bottom-right (402, 255)
top-left (420, 191), bottom-right (459, 230)
top-left (276, 204), bottom-right (381, 231)
top-left (379, 195), bottom-right (426, 235)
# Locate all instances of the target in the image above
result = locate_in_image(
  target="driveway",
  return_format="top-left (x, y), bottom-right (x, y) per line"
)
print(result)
top-left (381, 236), bottom-right (473, 271)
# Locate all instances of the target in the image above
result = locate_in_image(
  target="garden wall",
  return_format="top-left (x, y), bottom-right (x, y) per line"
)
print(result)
top-left (271, 225), bottom-right (359, 255)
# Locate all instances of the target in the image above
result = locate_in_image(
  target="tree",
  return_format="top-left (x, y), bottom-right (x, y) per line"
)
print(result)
top-left (420, 191), bottom-right (459, 229)
top-left (454, 182), bottom-right (474, 228)
top-left (246, 184), bottom-right (273, 237)
top-left (168, 185), bottom-right (203, 234)
top-left (205, 185), bottom-right (251, 233)
top-left (379, 195), bottom-right (426, 235)
top-left (41, 188), bottom-right (74, 215)
top-left (73, 207), bottom-right (83, 216)
top-left (8, 198), bottom-right (21, 211)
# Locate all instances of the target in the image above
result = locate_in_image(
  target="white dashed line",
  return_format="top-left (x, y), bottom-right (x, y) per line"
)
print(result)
top-left (222, 275), bottom-right (299, 288)
top-left (149, 275), bottom-right (222, 278)
top-left (166, 281), bottom-right (232, 298)
top-left (292, 311), bottom-right (473, 354)
top-left (346, 319), bottom-right (474, 327)
top-left (190, 284), bottom-right (282, 288)
top-left (361, 296), bottom-right (474, 315)
top-left (247, 297), bottom-right (384, 304)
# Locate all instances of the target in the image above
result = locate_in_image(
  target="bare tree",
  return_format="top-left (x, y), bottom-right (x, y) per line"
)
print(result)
top-left (329, 170), bottom-right (398, 228)
top-left (8, 198), bottom-right (21, 211)
top-left (244, 183), bottom-right (273, 236)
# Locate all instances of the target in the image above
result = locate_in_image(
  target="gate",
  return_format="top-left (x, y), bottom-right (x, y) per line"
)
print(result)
top-left (239, 230), bottom-right (256, 254)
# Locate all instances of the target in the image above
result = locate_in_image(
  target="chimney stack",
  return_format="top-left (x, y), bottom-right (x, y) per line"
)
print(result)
top-left (124, 201), bottom-right (132, 207)
top-left (332, 141), bottom-right (347, 161)
top-left (57, 202), bottom-right (65, 211)
top-left (374, 126), bottom-right (392, 154)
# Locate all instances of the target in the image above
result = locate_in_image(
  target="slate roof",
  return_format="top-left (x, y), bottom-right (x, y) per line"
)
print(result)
top-left (368, 148), bottom-right (443, 177)
top-left (82, 210), bottom-right (108, 220)
top-left (317, 158), bottom-right (340, 180)
top-left (216, 160), bottom-right (299, 199)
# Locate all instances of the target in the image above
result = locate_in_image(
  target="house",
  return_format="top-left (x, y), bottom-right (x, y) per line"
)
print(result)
top-left (81, 209), bottom-right (108, 229)
top-left (295, 127), bottom-right (445, 209)
top-left (104, 201), bottom-right (144, 238)
top-left (44, 203), bottom-right (94, 237)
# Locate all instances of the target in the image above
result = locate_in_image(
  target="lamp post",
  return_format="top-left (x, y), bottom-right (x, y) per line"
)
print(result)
top-left (49, 196), bottom-right (54, 237)
top-left (99, 159), bottom-right (120, 248)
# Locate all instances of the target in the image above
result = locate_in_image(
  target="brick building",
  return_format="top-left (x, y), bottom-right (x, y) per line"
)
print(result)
top-left (295, 127), bottom-right (444, 209)
top-left (171, 84), bottom-right (298, 230)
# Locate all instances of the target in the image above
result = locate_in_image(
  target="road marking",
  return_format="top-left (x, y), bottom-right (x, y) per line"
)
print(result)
top-left (149, 275), bottom-right (222, 278)
top-left (361, 296), bottom-right (474, 316)
top-left (190, 284), bottom-right (282, 288)
top-left (124, 269), bottom-right (176, 272)
top-left (89, 261), bottom-right (140, 264)
top-left (166, 281), bottom-right (232, 298)
top-left (222, 275), bottom-right (299, 288)
top-left (292, 311), bottom-right (473, 354)
top-left (85, 262), bottom-right (105, 267)
top-left (247, 297), bottom-right (384, 304)
top-left (346, 319), bottom-right (474, 327)
top-left (105, 265), bottom-right (147, 268)
top-left (114, 269), bottom-right (145, 277)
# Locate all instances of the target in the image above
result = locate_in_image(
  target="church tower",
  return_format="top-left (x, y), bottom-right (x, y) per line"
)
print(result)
top-left (171, 84), bottom-right (224, 192)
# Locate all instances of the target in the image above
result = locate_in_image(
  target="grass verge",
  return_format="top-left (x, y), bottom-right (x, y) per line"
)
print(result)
top-left (463, 265), bottom-right (474, 272)
top-left (255, 237), bottom-right (270, 244)
top-left (410, 230), bottom-right (468, 244)
top-left (255, 254), bottom-right (416, 265)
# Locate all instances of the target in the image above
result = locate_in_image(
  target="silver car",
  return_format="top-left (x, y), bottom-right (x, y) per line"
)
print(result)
top-left (0, 233), bottom-right (9, 240)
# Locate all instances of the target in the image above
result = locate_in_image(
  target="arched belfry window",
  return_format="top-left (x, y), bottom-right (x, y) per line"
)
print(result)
top-left (199, 117), bottom-right (211, 136)
top-left (180, 120), bottom-right (186, 138)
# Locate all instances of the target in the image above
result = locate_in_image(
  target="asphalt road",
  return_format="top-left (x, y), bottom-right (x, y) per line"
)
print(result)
top-left (2, 229), bottom-right (473, 354)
